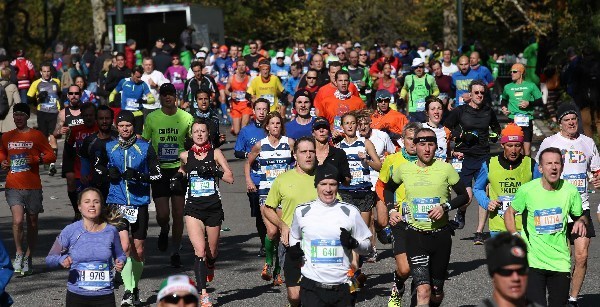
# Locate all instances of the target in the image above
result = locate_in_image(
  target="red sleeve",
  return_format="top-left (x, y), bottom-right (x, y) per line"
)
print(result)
top-left (314, 88), bottom-right (325, 112)
top-left (36, 132), bottom-right (57, 164)
top-left (350, 82), bottom-right (360, 97)
top-left (369, 60), bottom-right (380, 75)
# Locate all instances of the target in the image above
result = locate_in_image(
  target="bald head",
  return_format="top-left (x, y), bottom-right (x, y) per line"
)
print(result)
top-left (458, 55), bottom-right (470, 73)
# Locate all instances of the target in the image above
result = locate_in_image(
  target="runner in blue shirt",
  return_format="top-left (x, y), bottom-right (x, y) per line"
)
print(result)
top-left (109, 66), bottom-right (155, 136)
top-left (285, 90), bottom-right (315, 140)
top-left (451, 56), bottom-right (485, 108)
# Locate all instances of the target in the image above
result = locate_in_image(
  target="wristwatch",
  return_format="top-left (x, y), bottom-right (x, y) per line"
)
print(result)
top-left (442, 203), bottom-right (451, 212)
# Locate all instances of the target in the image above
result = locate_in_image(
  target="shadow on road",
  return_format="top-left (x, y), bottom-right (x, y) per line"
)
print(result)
top-left (448, 258), bottom-right (486, 278)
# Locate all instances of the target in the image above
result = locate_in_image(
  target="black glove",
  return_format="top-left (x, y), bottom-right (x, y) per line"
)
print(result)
top-left (206, 165), bottom-right (224, 179)
top-left (287, 242), bottom-right (305, 266)
top-left (339, 227), bottom-right (359, 249)
top-left (95, 165), bottom-right (108, 176)
top-left (38, 91), bottom-right (48, 103)
top-left (136, 98), bottom-right (148, 105)
top-left (170, 172), bottom-right (185, 193)
top-left (461, 131), bottom-right (479, 145)
top-left (108, 166), bottom-right (121, 181)
top-left (124, 168), bottom-right (141, 181)
top-left (489, 132), bottom-right (499, 143)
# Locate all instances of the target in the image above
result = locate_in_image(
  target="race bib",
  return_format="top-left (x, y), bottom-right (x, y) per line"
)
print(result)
top-left (158, 143), bottom-right (178, 162)
top-left (563, 173), bottom-right (587, 193)
top-left (349, 161), bottom-right (364, 186)
top-left (118, 205), bottom-right (138, 223)
top-left (259, 194), bottom-right (268, 206)
top-left (412, 197), bottom-right (440, 222)
top-left (451, 158), bottom-right (463, 173)
top-left (457, 96), bottom-right (465, 106)
top-left (514, 114), bottom-right (530, 127)
top-left (497, 195), bottom-right (514, 217)
top-left (333, 116), bottom-right (342, 132)
top-left (514, 91), bottom-right (523, 98)
top-left (75, 262), bottom-right (111, 291)
top-left (276, 70), bottom-right (288, 78)
top-left (265, 164), bottom-right (286, 181)
top-left (10, 153), bottom-right (30, 173)
top-left (233, 91), bottom-right (247, 101)
top-left (260, 94), bottom-right (275, 106)
top-left (125, 98), bottom-right (139, 110)
top-left (415, 98), bottom-right (426, 112)
top-left (534, 207), bottom-right (563, 234)
top-left (190, 176), bottom-right (216, 197)
top-left (310, 239), bottom-right (343, 265)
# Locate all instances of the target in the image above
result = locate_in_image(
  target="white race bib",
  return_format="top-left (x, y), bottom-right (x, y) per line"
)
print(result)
top-left (412, 197), bottom-right (440, 222)
top-left (75, 262), bottom-right (111, 291)
top-left (497, 195), bottom-right (514, 217)
top-left (563, 173), bottom-right (587, 194)
top-left (190, 176), bottom-right (216, 197)
top-left (514, 114), bottom-right (530, 127)
top-left (118, 205), bottom-right (138, 223)
top-left (310, 239), bottom-right (343, 266)
top-left (534, 207), bottom-right (563, 234)
top-left (451, 158), bottom-right (463, 173)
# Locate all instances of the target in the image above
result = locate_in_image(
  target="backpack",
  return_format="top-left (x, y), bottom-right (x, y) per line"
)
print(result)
top-left (14, 58), bottom-right (30, 81)
top-left (0, 83), bottom-right (10, 120)
top-left (406, 74), bottom-right (432, 94)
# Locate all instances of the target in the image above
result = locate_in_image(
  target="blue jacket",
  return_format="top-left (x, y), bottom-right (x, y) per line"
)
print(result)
top-left (102, 139), bottom-right (161, 206)
top-left (234, 121), bottom-right (266, 185)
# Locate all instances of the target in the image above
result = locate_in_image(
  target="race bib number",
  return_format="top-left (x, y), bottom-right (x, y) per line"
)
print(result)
top-left (349, 161), bottom-right (364, 186)
top-left (265, 164), bottom-right (286, 181)
top-left (333, 116), bottom-right (342, 132)
top-left (190, 176), bottom-right (216, 197)
top-left (310, 239), bottom-right (343, 265)
top-left (260, 94), bottom-right (275, 106)
top-left (451, 158), bottom-right (463, 173)
top-left (514, 91), bottom-right (523, 98)
top-left (233, 91), bottom-right (247, 101)
top-left (457, 96), bottom-right (465, 106)
top-left (534, 207), bottom-right (563, 234)
top-left (563, 173), bottom-right (587, 193)
top-left (415, 98), bottom-right (426, 112)
top-left (75, 262), bottom-right (111, 291)
top-left (10, 153), bottom-right (30, 173)
top-left (118, 205), bottom-right (138, 223)
top-left (514, 114), bottom-right (530, 127)
top-left (497, 195), bottom-right (514, 217)
top-left (125, 98), bottom-right (139, 110)
top-left (259, 195), bottom-right (268, 206)
top-left (158, 143), bottom-right (178, 162)
top-left (412, 197), bottom-right (440, 222)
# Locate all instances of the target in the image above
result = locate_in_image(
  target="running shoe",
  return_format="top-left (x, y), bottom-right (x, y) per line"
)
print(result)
top-left (12, 254), bottom-right (23, 274)
top-left (132, 288), bottom-right (140, 305)
top-left (200, 293), bottom-right (213, 307)
top-left (206, 263), bottom-right (215, 282)
top-left (377, 226), bottom-right (393, 244)
top-left (170, 253), bottom-right (182, 268)
top-left (121, 290), bottom-right (133, 306)
top-left (21, 256), bottom-right (32, 276)
top-left (473, 232), bottom-right (485, 245)
top-left (257, 246), bottom-right (266, 257)
top-left (566, 300), bottom-right (579, 307)
top-left (261, 263), bottom-right (273, 281)
top-left (450, 209), bottom-right (466, 230)
top-left (48, 163), bottom-right (57, 176)
top-left (365, 247), bottom-right (378, 263)
top-left (158, 228), bottom-right (169, 252)
top-left (388, 284), bottom-right (402, 307)
top-left (272, 273), bottom-right (284, 286)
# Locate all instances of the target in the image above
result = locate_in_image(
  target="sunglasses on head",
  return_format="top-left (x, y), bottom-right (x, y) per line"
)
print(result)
top-left (160, 294), bottom-right (199, 305)
top-left (495, 266), bottom-right (528, 277)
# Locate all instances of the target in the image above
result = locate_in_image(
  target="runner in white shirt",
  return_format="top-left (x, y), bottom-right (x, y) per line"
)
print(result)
top-left (288, 164), bottom-right (371, 306)
top-left (441, 49), bottom-right (459, 76)
top-left (535, 103), bottom-right (599, 307)
top-left (421, 96), bottom-right (451, 161)
top-left (141, 57), bottom-right (170, 118)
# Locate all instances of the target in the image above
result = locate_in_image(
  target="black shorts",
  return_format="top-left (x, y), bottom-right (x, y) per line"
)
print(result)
top-left (112, 204), bottom-right (149, 240)
top-left (133, 113), bottom-right (144, 135)
top-left (62, 148), bottom-right (74, 176)
top-left (37, 111), bottom-right (58, 137)
top-left (391, 222), bottom-right (408, 255)
top-left (66, 291), bottom-right (115, 307)
top-left (519, 121), bottom-right (533, 143)
top-left (300, 278), bottom-right (353, 307)
top-left (405, 226), bottom-right (452, 291)
top-left (152, 167), bottom-right (186, 199)
top-left (568, 209), bottom-right (596, 244)
top-left (283, 244), bottom-right (302, 287)
top-left (458, 155), bottom-right (487, 188)
top-left (184, 201), bottom-right (224, 227)
top-left (339, 190), bottom-right (375, 212)
top-left (247, 189), bottom-right (260, 217)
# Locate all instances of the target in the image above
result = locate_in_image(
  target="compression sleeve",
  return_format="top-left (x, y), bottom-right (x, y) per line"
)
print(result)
top-left (384, 180), bottom-right (401, 211)
top-left (448, 180), bottom-right (469, 210)
top-left (145, 145), bottom-right (162, 183)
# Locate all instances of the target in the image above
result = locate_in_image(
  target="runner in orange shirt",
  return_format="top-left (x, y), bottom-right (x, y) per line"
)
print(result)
top-left (313, 61), bottom-right (360, 112)
top-left (226, 58), bottom-right (252, 135)
top-left (370, 89), bottom-right (409, 143)
top-left (316, 70), bottom-right (366, 135)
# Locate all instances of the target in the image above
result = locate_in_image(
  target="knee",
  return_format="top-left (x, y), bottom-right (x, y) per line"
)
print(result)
top-left (575, 249), bottom-right (588, 266)
top-left (416, 284), bottom-right (431, 300)
top-left (287, 287), bottom-right (300, 304)
top-left (12, 216), bottom-right (24, 228)
top-left (266, 228), bottom-right (278, 240)
top-left (397, 266), bottom-right (410, 279)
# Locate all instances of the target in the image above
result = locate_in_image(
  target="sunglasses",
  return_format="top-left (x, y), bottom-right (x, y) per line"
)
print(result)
top-left (212, 46), bottom-right (218, 49)
top-left (337, 53), bottom-right (345, 55)
top-left (376, 98), bottom-right (390, 103)
top-left (496, 266), bottom-right (528, 277)
top-left (510, 70), bottom-right (520, 74)
top-left (306, 76), bottom-right (317, 80)
top-left (68, 92), bottom-right (80, 95)
top-left (359, 53), bottom-right (368, 56)
top-left (473, 90), bottom-right (485, 95)
top-left (416, 65), bottom-right (425, 69)
top-left (160, 294), bottom-right (199, 305)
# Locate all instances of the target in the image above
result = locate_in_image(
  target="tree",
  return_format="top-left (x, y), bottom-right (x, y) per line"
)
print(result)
top-left (90, 0), bottom-right (108, 50)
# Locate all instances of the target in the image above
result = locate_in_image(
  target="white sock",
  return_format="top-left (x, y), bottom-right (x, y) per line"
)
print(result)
top-left (569, 296), bottom-right (577, 302)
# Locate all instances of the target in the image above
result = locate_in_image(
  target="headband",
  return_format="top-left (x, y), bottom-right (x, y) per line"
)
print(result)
top-left (413, 136), bottom-right (437, 144)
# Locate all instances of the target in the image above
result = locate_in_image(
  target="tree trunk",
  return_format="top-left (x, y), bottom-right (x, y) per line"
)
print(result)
top-left (443, 1), bottom-right (458, 51)
top-left (90, 0), bottom-right (107, 50)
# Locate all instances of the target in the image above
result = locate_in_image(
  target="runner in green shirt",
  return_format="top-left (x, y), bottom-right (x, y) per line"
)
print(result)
top-left (142, 83), bottom-right (194, 268)
top-left (505, 147), bottom-right (588, 307)
top-left (500, 63), bottom-right (543, 156)
top-left (384, 127), bottom-right (468, 307)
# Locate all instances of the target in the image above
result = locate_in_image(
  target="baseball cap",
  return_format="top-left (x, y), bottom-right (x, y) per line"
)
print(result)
top-left (196, 51), bottom-right (207, 59)
top-left (13, 103), bottom-right (30, 117)
top-left (157, 275), bottom-right (198, 302)
top-left (276, 51), bottom-right (285, 59)
top-left (219, 45), bottom-right (228, 53)
top-left (556, 102), bottom-right (579, 122)
top-left (314, 164), bottom-right (339, 187)
top-left (335, 46), bottom-right (346, 54)
top-left (116, 110), bottom-right (135, 125)
top-left (159, 83), bottom-right (176, 96)
top-left (400, 43), bottom-right (409, 50)
top-left (412, 57), bottom-right (425, 67)
top-left (200, 46), bottom-right (209, 53)
top-left (500, 123), bottom-right (524, 144)
top-left (354, 42), bottom-right (361, 48)
top-left (70, 46), bottom-right (80, 54)
top-left (375, 89), bottom-right (392, 101)
top-left (312, 116), bottom-right (330, 131)
top-left (485, 232), bottom-right (528, 277)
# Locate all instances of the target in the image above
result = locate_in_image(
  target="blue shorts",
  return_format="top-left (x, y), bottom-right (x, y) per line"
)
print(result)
top-left (458, 155), bottom-right (488, 188)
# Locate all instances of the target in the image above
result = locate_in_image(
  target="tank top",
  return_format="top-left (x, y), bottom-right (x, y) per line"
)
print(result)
top-left (184, 149), bottom-right (221, 206)
top-left (64, 107), bottom-right (84, 127)
top-left (230, 74), bottom-right (249, 102)
top-left (378, 78), bottom-right (398, 95)
top-left (258, 136), bottom-right (292, 196)
top-left (338, 136), bottom-right (372, 191)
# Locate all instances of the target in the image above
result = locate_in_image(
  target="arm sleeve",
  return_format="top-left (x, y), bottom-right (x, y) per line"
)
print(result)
top-left (183, 79), bottom-right (191, 102)
top-left (489, 110), bottom-right (501, 135)
top-left (141, 116), bottom-right (152, 141)
top-left (145, 145), bottom-right (162, 182)
top-left (449, 180), bottom-right (469, 210)
top-left (45, 230), bottom-right (70, 268)
top-left (569, 187), bottom-right (584, 218)
top-left (473, 162), bottom-right (491, 209)
top-left (500, 88), bottom-right (509, 107)
top-left (443, 108), bottom-right (461, 139)
top-left (265, 178), bottom-right (282, 209)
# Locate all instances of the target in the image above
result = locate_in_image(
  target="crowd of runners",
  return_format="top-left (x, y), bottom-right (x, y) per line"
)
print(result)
top-left (0, 36), bottom-right (598, 307)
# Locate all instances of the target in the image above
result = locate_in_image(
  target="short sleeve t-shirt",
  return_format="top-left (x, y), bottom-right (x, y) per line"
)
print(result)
top-left (391, 160), bottom-right (460, 230)
top-left (247, 75), bottom-right (284, 112)
top-left (142, 108), bottom-right (194, 169)
top-left (266, 169), bottom-right (317, 226)
top-left (501, 81), bottom-right (542, 120)
top-left (285, 117), bottom-right (316, 140)
top-left (511, 178), bottom-right (582, 272)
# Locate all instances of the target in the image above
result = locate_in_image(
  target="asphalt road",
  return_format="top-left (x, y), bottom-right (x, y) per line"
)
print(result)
top-left (1, 134), bottom-right (599, 307)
